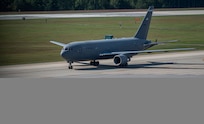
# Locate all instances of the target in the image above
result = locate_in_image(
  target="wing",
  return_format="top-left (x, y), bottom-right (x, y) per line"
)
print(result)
top-left (100, 48), bottom-right (195, 56)
top-left (50, 41), bottom-right (66, 47)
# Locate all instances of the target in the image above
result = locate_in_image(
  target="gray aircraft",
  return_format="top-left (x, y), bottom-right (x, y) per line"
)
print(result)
top-left (50, 6), bottom-right (194, 69)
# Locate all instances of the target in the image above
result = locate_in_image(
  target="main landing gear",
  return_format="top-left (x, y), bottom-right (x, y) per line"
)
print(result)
top-left (67, 60), bottom-right (99, 69)
top-left (90, 60), bottom-right (99, 66)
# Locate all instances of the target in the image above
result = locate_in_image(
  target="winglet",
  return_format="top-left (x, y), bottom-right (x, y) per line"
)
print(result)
top-left (50, 41), bottom-right (66, 47)
top-left (134, 6), bottom-right (154, 39)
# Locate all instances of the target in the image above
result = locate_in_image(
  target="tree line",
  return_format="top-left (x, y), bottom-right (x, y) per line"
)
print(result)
top-left (1, 0), bottom-right (204, 11)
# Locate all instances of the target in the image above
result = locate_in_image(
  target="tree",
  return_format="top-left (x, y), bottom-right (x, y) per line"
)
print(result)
top-left (33, 0), bottom-right (45, 10)
top-left (75, 0), bottom-right (85, 10)
top-left (13, 0), bottom-right (34, 11)
top-left (0, 0), bottom-right (14, 11)
top-left (136, 0), bottom-right (147, 8)
top-left (1, 0), bottom-right (204, 11)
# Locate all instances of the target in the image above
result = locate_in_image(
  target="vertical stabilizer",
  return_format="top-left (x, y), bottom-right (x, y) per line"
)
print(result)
top-left (134, 6), bottom-right (154, 39)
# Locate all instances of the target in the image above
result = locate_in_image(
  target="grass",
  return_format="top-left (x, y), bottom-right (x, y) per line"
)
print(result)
top-left (0, 15), bottom-right (204, 66)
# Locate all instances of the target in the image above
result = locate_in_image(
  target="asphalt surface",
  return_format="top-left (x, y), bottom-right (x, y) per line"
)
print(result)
top-left (0, 10), bottom-right (204, 20)
top-left (1, 51), bottom-right (204, 78)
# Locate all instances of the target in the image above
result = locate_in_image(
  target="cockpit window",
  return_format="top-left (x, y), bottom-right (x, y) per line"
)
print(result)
top-left (64, 47), bottom-right (72, 51)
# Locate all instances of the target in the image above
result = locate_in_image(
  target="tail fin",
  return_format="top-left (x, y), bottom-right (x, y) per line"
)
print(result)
top-left (134, 6), bottom-right (154, 39)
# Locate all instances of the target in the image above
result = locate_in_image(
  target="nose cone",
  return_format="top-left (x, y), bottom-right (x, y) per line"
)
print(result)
top-left (60, 49), bottom-right (67, 59)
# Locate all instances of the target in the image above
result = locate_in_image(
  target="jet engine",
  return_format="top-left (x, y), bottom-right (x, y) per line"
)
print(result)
top-left (113, 54), bottom-right (128, 66)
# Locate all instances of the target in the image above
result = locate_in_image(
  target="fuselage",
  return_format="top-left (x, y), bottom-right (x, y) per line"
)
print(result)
top-left (60, 37), bottom-right (151, 62)
top-left (50, 6), bottom-right (155, 69)
top-left (49, 6), bottom-right (194, 69)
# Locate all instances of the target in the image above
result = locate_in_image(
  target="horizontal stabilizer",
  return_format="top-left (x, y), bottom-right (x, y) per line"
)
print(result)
top-left (156, 40), bottom-right (178, 44)
top-left (149, 40), bottom-right (178, 46)
top-left (50, 41), bottom-right (66, 47)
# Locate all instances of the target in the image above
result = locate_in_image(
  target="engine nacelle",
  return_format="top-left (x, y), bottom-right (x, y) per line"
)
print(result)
top-left (113, 54), bottom-right (128, 66)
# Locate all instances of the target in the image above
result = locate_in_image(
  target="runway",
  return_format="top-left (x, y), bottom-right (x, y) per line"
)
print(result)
top-left (0, 10), bottom-right (204, 20)
top-left (1, 51), bottom-right (204, 78)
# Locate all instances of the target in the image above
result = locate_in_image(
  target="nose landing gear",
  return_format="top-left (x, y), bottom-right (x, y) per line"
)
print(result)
top-left (68, 61), bottom-right (73, 69)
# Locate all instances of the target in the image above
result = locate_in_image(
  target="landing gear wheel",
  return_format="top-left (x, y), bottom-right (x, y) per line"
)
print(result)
top-left (90, 61), bottom-right (94, 65)
top-left (68, 66), bottom-right (73, 69)
top-left (94, 61), bottom-right (99, 66)
top-left (90, 60), bottom-right (99, 66)
top-left (68, 61), bottom-right (73, 69)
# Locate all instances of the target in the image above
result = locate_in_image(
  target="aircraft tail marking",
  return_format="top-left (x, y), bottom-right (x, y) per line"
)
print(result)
top-left (134, 6), bottom-right (154, 39)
